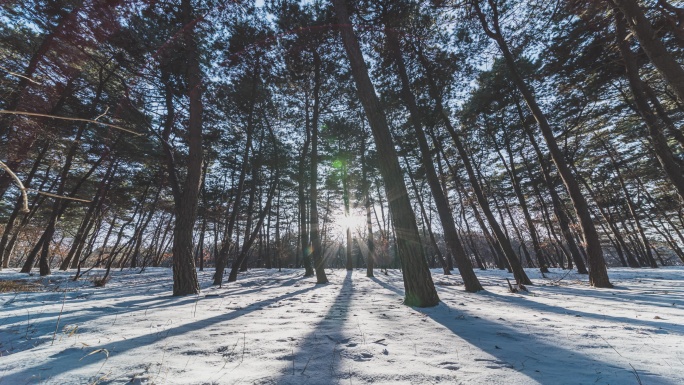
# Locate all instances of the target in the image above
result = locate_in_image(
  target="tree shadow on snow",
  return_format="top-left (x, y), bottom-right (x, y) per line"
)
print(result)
top-left (1, 283), bottom-right (320, 384)
top-left (0, 271), bottom-right (308, 356)
top-left (272, 270), bottom-right (355, 385)
top-left (371, 274), bottom-right (677, 385)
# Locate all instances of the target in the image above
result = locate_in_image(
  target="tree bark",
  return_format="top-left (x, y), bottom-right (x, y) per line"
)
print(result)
top-left (170, 0), bottom-right (203, 295)
top-left (520, 118), bottom-right (588, 273)
top-left (404, 157), bottom-right (451, 275)
top-left (609, 0), bottom-right (684, 104)
top-left (309, 49), bottom-right (328, 284)
top-left (613, 8), bottom-right (684, 201)
top-left (385, 23), bottom-right (482, 290)
top-left (362, 135), bottom-right (375, 277)
top-left (0, 143), bottom-right (48, 269)
top-left (497, 136), bottom-right (548, 272)
top-left (600, 138), bottom-right (657, 267)
top-left (333, 0), bottom-right (439, 306)
top-left (472, 0), bottom-right (611, 287)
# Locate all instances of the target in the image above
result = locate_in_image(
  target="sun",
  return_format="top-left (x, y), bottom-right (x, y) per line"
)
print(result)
top-left (334, 212), bottom-right (366, 233)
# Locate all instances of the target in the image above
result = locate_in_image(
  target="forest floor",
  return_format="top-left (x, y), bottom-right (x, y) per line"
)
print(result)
top-left (0, 266), bottom-right (683, 385)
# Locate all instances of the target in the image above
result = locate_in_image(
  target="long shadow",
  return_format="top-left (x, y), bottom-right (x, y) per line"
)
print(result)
top-left (539, 283), bottom-right (684, 310)
top-left (223, 276), bottom-right (306, 298)
top-left (1, 284), bottom-right (320, 383)
top-left (370, 275), bottom-right (677, 385)
top-left (0, 271), bottom-right (191, 313)
top-left (0, 294), bottom-right (207, 355)
top-left (273, 270), bottom-right (354, 385)
top-left (1, 271), bottom-right (307, 355)
top-left (0, 277), bottom-right (302, 326)
top-left (440, 287), bottom-right (684, 336)
top-left (434, 271), bottom-right (684, 334)
top-left (369, 276), bottom-right (403, 297)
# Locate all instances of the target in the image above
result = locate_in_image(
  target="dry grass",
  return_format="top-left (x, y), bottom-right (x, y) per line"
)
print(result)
top-left (92, 276), bottom-right (110, 287)
top-left (0, 279), bottom-right (43, 293)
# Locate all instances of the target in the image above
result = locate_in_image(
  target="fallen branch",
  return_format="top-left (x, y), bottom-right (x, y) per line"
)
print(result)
top-left (29, 189), bottom-right (91, 203)
top-left (0, 160), bottom-right (29, 213)
top-left (0, 65), bottom-right (41, 85)
top-left (94, 106), bottom-right (110, 121)
top-left (0, 109), bottom-right (142, 136)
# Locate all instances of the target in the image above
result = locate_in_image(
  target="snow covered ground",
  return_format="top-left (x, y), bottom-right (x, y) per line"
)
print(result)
top-left (1, 266), bottom-right (683, 385)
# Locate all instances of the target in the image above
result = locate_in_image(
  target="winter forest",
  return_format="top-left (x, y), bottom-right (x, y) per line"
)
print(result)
top-left (1, 0), bottom-right (684, 384)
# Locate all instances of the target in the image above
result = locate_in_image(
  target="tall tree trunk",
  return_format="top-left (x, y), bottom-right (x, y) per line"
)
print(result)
top-left (21, 67), bottom-right (114, 275)
top-left (333, 0), bottom-right (439, 306)
top-left (298, 124), bottom-right (313, 274)
top-left (309, 50), bottom-right (328, 284)
top-left (228, 171), bottom-right (278, 282)
top-left (415, 46), bottom-right (527, 282)
top-left (0, 144), bottom-right (48, 269)
top-left (362, 135), bottom-right (375, 277)
top-left (613, 8), bottom-right (684, 201)
top-left (274, 187), bottom-right (281, 270)
top-left (212, 64), bottom-right (259, 285)
top-left (472, 0), bottom-right (611, 287)
top-left (22, 144), bottom-right (107, 275)
top-left (94, 215), bottom-right (117, 268)
top-left (575, 166), bottom-right (641, 268)
top-left (609, 0), bottom-right (684, 104)
top-left (496, 136), bottom-right (548, 272)
top-left (169, 0), bottom-right (203, 295)
top-left (404, 157), bottom-right (451, 275)
top-left (61, 161), bottom-right (117, 270)
top-left (519, 150), bottom-right (564, 268)
top-left (196, 161), bottom-right (209, 271)
top-left (433, 148), bottom-right (456, 271)
top-left (342, 155), bottom-right (353, 270)
top-left (445, 113), bottom-right (529, 284)
top-left (521, 119), bottom-right (587, 273)
top-left (600, 138), bottom-right (657, 267)
top-left (385, 24), bottom-right (482, 290)
top-left (239, 142), bottom-right (262, 273)
top-left (446, 152), bottom-right (505, 270)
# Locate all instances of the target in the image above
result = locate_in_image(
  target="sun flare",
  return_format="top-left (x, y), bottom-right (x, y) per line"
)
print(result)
top-left (334, 213), bottom-right (366, 232)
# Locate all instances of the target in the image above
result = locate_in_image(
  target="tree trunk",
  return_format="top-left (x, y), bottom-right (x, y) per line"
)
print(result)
top-left (21, 143), bottom-right (107, 275)
top-left (613, 8), bottom-right (684, 201)
top-left (497, 136), bottom-right (548, 272)
top-left (600, 138), bottom-right (657, 267)
top-left (404, 157), bottom-right (451, 275)
top-left (298, 92), bottom-right (314, 275)
top-left (520, 119), bottom-right (587, 273)
top-left (309, 49), bottom-right (328, 284)
top-left (333, 0), bottom-right (439, 306)
top-left (170, 0), bottom-right (203, 295)
top-left (342, 156), bottom-right (353, 270)
top-left (472, 0), bottom-right (610, 287)
top-left (362, 135), bottom-right (375, 277)
top-left (385, 24), bottom-right (482, 290)
top-left (609, 0), bottom-right (684, 104)
top-left (228, 172), bottom-right (278, 282)
top-left (61, 161), bottom-right (117, 270)
top-left (0, 143), bottom-right (49, 269)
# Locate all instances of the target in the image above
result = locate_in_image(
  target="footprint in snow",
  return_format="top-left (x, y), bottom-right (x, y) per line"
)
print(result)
top-left (474, 358), bottom-right (514, 369)
top-left (341, 351), bottom-right (373, 361)
top-left (438, 361), bottom-right (460, 371)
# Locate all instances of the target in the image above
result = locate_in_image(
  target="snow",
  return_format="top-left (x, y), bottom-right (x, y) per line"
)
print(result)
top-left (1, 267), bottom-right (683, 385)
